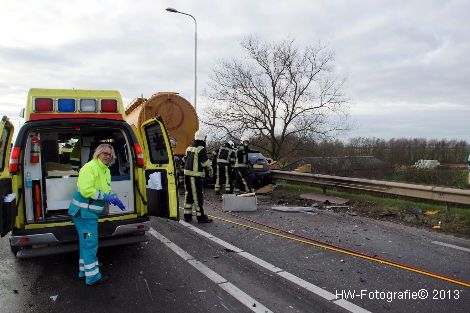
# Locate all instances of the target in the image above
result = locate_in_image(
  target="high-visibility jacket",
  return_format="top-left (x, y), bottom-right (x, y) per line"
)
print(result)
top-left (68, 158), bottom-right (111, 219)
top-left (183, 140), bottom-right (211, 177)
top-left (217, 143), bottom-right (235, 164)
top-left (234, 144), bottom-right (250, 168)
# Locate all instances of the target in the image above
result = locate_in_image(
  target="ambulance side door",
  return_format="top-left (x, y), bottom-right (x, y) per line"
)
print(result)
top-left (0, 116), bottom-right (15, 237)
top-left (140, 118), bottom-right (179, 220)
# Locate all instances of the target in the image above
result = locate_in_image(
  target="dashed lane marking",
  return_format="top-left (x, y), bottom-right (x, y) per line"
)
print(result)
top-left (148, 228), bottom-right (273, 313)
top-left (432, 241), bottom-right (470, 253)
top-left (179, 221), bottom-right (371, 313)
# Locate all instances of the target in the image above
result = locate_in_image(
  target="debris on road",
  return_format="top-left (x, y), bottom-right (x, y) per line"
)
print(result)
top-left (255, 184), bottom-right (273, 194)
top-left (223, 194), bottom-right (257, 211)
top-left (321, 205), bottom-right (350, 210)
top-left (50, 295), bottom-right (58, 302)
top-left (409, 207), bottom-right (423, 216)
top-left (433, 221), bottom-right (442, 230)
top-left (272, 206), bottom-right (314, 212)
top-left (300, 193), bottom-right (349, 205)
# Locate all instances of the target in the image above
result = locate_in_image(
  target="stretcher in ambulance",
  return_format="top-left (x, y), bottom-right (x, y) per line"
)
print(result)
top-left (0, 88), bottom-right (178, 257)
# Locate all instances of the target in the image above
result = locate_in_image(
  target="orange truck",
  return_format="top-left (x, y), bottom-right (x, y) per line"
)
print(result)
top-left (126, 92), bottom-right (198, 158)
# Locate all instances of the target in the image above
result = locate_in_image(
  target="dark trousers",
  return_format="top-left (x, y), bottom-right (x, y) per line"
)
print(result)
top-left (215, 163), bottom-right (231, 192)
top-left (184, 175), bottom-right (205, 216)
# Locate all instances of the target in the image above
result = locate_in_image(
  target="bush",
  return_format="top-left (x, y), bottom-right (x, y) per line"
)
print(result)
top-left (388, 166), bottom-right (468, 188)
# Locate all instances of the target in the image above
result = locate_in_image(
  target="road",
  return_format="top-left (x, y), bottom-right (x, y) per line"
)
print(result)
top-left (1, 191), bottom-right (469, 313)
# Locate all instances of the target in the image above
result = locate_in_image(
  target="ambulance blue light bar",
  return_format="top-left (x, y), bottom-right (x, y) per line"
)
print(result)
top-left (79, 99), bottom-right (97, 112)
top-left (58, 99), bottom-right (76, 112)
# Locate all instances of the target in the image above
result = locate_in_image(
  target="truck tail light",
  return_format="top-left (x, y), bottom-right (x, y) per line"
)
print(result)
top-left (133, 143), bottom-right (144, 167)
top-left (9, 146), bottom-right (21, 174)
top-left (19, 237), bottom-right (30, 244)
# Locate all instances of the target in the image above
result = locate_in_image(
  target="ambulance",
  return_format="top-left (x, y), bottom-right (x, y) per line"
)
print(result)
top-left (0, 88), bottom-right (178, 257)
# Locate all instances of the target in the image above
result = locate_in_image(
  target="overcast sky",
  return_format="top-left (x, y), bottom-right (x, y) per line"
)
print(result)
top-left (1, 0), bottom-right (469, 142)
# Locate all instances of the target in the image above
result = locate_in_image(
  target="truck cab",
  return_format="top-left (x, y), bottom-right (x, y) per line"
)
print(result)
top-left (0, 88), bottom-right (178, 257)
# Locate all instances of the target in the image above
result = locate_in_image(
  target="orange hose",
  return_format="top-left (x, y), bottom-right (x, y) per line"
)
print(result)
top-left (33, 182), bottom-right (42, 221)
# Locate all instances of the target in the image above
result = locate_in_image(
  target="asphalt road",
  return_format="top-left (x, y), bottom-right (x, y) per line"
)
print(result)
top-left (0, 190), bottom-right (469, 313)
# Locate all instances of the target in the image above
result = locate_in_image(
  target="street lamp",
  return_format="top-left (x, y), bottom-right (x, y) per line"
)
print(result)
top-left (166, 7), bottom-right (198, 111)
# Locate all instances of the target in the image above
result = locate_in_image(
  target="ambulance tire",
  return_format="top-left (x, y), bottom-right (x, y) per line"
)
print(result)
top-left (10, 245), bottom-right (19, 257)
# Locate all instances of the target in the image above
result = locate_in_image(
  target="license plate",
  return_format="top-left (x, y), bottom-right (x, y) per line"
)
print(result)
top-left (253, 164), bottom-right (263, 169)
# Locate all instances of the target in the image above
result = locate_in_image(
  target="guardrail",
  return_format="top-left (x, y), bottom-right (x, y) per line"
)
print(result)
top-left (271, 170), bottom-right (470, 205)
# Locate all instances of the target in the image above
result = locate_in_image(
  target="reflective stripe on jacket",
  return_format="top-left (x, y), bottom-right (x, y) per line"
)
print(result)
top-left (184, 140), bottom-right (211, 177)
top-left (234, 144), bottom-right (249, 168)
top-left (68, 158), bottom-right (111, 219)
top-left (217, 145), bottom-right (234, 164)
top-left (69, 191), bottom-right (106, 219)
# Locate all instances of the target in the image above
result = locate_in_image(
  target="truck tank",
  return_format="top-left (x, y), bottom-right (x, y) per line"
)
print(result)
top-left (125, 92), bottom-right (198, 157)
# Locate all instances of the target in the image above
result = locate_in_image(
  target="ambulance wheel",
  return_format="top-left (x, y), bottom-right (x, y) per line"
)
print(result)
top-left (10, 245), bottom-right (19, 257)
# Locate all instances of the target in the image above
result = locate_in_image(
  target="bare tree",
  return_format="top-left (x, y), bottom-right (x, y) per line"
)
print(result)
top-left (203, 36), bottom-right (349, 160)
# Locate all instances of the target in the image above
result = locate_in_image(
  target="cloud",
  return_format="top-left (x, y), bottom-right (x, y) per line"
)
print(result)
top-left (1, 0), bottom-right (469, 142)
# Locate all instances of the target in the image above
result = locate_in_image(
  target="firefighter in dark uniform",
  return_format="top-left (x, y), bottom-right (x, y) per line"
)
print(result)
top-left (183, 130), bottom-right (214, 223)
top-left (214, 140), bottom-right (235, 195)
top-left (234, 136), bottom-right (254, 193)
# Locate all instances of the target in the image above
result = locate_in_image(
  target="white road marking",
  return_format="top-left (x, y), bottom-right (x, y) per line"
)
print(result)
top-left (148, 228), bottom-right (273, 313)
top-left (219, 282), bottom-right (272, 313)
top-left (179, 220), bottom-right (372, 313)
top-left (238, 252), bottom-right (283, 273)
top-left (181, 221), bottom-right (243, 252)
top-left (333, 299), bottom-right (373, 313)
top-left (432, 241), bottom-right (470, 253)
top-left (276, 271), bottom-right (335, 301)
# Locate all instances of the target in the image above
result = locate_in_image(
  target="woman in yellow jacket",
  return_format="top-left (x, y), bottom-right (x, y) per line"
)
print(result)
top-left (68, 144), bottom-right (125, 285)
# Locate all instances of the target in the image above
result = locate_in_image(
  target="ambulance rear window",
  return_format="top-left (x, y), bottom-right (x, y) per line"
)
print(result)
top-left (144, 124), bottom-right (169, 164)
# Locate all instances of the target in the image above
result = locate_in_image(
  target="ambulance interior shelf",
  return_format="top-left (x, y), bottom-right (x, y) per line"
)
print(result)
top-left (45, 162), bottom-right (79, 177)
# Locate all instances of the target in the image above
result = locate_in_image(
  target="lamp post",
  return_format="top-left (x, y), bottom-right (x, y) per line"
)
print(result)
top-left (166, 7), bottom-right (198, 111)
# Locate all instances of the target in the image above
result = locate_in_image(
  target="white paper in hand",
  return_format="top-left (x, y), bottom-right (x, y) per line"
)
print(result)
top-left (148, 172), bottom-right (162, 190)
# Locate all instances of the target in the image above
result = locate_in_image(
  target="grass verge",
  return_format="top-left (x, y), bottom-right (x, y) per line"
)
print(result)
top-left (276, 181), bottom-right (470, 238)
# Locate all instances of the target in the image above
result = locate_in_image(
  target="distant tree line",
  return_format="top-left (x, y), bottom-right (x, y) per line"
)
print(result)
top-left (250, 136), bottom-right (469, 165)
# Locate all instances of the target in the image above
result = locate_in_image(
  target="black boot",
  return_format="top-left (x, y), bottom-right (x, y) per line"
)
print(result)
top-left (184, 214), bottom-right (193, 222)
top-left (197, 215), bottom-right (213, 223)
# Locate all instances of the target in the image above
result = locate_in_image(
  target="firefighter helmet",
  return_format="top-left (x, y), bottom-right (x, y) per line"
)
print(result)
top-left (240, 136), bottom-right (249, 143)
top-left (194, 130), bottom-right (206, 141)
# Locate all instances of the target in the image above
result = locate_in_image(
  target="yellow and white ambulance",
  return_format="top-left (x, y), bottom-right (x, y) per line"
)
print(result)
top-left (0, 88), bottom-right (178, 257)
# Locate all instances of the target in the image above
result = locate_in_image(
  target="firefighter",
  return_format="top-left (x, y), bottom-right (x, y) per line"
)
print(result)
top-left (234, 136), bottom-right (254, 193)
top-left (68, 144), bottom-right (126, 285)
top-left (214, 140), bottom-right (235, 195)
top-left (183, 130), bottom-right (214, 223)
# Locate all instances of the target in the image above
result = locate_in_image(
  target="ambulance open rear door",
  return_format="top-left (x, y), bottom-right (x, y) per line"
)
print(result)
top-left (0, 116), bottom-right (15, 237)
top-left (139, 118), bottom-right (179, 220)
